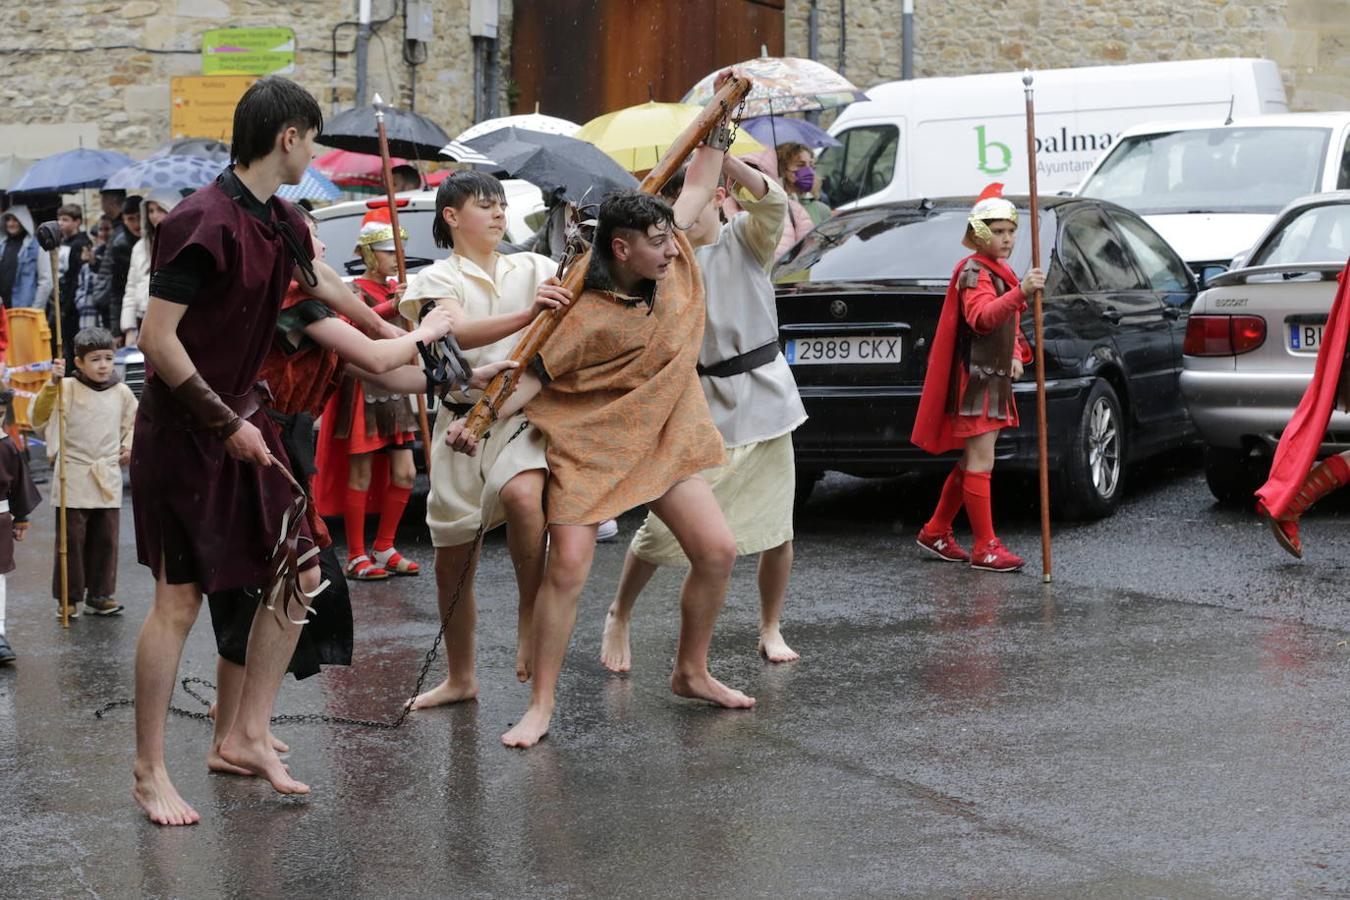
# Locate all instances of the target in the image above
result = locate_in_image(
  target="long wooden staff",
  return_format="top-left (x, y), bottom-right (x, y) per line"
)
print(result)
top-left (35, 222), bottom-right (69, 625)
top-left (373, 93), bottom-right (434, 470)
top-left (462, 75), bottom-right (753, 439)
top-left (1023, 72), bottom-right (1053, 583)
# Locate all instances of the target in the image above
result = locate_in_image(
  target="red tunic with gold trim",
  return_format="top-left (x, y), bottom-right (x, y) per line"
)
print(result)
top-left (912, 253), bottom-right (1032, 454)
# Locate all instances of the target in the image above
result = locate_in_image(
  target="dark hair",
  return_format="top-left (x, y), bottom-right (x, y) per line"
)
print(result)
top-left (122, 195), bottom-right (142, 217)
top-left (230, 76), bottom-right (324, 168)
top-left (432, 171), bottom-right (507, 249)
top-left (594, 192), bottom-right (676, 262)
top-left (392, 164), bottom-right (421, 189)
top-left (57, 204), bottom-right (82, 221)
top-left (74, 326), bottom-right (115, 358)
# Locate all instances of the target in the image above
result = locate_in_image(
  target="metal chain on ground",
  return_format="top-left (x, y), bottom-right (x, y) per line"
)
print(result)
top-left (93, 420), bottom-right (531, 731)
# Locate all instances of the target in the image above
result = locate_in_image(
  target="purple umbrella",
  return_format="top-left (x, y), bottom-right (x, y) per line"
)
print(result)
top-left (742, 116), bottom-right (840, 150)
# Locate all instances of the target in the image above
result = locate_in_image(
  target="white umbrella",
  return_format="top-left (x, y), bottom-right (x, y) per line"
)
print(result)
top-left (456, 113), bottom-right (580, 143)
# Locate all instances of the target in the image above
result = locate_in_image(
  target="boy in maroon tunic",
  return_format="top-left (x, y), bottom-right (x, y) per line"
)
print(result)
top-left (130, 77), bottom-right (400, 827)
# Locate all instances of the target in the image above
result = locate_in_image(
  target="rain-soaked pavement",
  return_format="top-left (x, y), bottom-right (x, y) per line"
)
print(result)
top-left (5, 451), bottom-right (1350, 898)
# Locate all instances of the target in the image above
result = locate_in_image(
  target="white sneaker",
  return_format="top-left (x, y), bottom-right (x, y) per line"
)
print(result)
top-left (596, 519), bottom-right (619, 542)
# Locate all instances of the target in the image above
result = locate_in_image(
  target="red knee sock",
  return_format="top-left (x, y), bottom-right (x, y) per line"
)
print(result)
top-left (344, 486), bottom-right (369, 560)
top-left (962, 470), bottom-right (995, 548)
top-left (923, 465), bottom-right (965, 534)
top-left (372, 485), bottom-right (413, 553)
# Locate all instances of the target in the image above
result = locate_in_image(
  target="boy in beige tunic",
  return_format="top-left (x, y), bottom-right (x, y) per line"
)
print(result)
top-left (398, 172), bottom-right (568, 705)
top-left (33, 327), bottom-right (137, 618)
top-left (446, 145), bottom-right (756, 749)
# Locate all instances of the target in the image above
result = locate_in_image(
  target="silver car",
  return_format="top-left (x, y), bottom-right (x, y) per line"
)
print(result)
top-left (1180, 191), bottom-right (1350, 502)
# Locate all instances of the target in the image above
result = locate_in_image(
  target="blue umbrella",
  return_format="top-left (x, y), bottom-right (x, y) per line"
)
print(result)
top-left (104, 154), bottom-right (223, 192)
top-left (10, 148), bottom-right (135, 193)
top-left (277, 167), bottom-right (341, 201)
top-left (741, 115), bottom-right (840, 150)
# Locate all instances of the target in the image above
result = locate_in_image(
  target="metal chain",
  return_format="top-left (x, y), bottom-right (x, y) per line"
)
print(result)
top-left (93, 420), bottom-right (532, 732)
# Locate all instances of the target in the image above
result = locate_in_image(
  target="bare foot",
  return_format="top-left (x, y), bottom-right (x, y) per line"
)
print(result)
top-left (207, 746), bottom-right (253, 776)
top-left (217, 735), bottom-right (310, 796)
top-left (208, 702), bottom-right (290, 752)
top-left (600, 609), bottom-right (632, 673)
top-left (515, 642), bottom-right (532, 683)
top-left (133, 762), bottom-right (201, 826)
top-left (758, 628), bottom-right (800, 663)
top-left (405, 676), bottom-right (479, 710)
top-left (671, 670), bottom-right (757, 709)
top-left (501, 704), bottom-right (552, 748)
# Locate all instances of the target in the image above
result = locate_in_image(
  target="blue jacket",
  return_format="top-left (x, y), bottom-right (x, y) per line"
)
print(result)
top-left (10, 235), bottom-right (49, 309)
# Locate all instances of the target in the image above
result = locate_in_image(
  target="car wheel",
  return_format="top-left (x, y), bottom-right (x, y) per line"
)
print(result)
top-left (1202, 445), bottom-right (1268, 506)
top-left (1058, 378), bottom-right (1126, 520)
top-left (794, 469), bottom-right (823, 510)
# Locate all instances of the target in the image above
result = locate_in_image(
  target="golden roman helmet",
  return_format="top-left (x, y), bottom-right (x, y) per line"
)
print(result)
top-left (355, 207), bottom-right (410, 272)
top-left (963, 182), bottom-right (1017, 250)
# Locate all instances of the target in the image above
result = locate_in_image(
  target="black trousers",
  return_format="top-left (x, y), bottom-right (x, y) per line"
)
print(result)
top-left (53, 507), bottom-right (119, 603)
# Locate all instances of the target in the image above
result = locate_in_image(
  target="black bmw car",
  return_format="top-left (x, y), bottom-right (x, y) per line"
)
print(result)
top-left (774, 196), bottom-right (1199, 518)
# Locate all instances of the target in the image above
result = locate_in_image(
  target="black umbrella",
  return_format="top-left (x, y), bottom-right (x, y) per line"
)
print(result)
top-left (466, 127), bottom-right (637, 204)
top-left (320, 103), bottom-right (452, 160)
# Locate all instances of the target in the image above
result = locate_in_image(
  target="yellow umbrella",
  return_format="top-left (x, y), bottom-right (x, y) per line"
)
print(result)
top-left (576, 101), bottom-right (764, 173)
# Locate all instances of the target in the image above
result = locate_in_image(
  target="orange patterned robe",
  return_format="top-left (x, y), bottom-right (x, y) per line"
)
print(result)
top-left (527, 230), bottom-right (726, 525)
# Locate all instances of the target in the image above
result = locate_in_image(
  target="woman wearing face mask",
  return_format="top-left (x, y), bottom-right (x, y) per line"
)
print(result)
top-left (776, 142), bottom-right (831, 225)
top-left (770, 142), bottom-right (824, 261)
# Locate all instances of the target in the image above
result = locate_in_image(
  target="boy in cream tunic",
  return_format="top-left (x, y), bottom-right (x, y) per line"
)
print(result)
top-left (398, 172), bottom-right (567, 704)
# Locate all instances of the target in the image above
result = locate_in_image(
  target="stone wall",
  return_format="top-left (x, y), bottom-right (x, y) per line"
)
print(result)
top-left (783, 0), bottom-right (1350, 111)
top-left (0, 0), bottom-right (508, 158)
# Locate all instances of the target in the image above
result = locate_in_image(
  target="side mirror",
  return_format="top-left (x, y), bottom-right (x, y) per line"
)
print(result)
top-left (1195, 264), bottom-right (1228, 290)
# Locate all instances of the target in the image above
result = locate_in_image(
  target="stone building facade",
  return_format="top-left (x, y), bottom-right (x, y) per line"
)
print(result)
top-left (783, 0), bottom-right (1350, 112)
top-left (0, 0), bottom-right (1346, 160)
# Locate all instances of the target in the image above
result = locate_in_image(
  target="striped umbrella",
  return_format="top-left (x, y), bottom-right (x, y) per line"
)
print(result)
top-left (104, 154), bottom-right (223, 192)
top-left (277, 167), bottom-right (341, 201)
top-left (439, 140), bottom-right (498, 167)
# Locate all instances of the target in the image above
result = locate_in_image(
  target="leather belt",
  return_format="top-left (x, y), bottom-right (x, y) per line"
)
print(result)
top-left (139, 376), bottom-right (263, 430)
top-left (697, 341), bottom-right (781, 379)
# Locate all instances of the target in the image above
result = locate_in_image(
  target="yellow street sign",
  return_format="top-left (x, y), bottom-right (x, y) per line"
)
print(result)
top-left (170, 75), bottom-right (258, 141)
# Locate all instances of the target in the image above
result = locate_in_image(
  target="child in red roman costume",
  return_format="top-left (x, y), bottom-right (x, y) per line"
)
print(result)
top-left (315, 208), bottom-right (420, 580)
top-left (911, 184), bottom-right (1044, 573)
top-left (0, 391), bottom-right (41, 665)
top-left (1255, 259), bottom-right (1350, 557)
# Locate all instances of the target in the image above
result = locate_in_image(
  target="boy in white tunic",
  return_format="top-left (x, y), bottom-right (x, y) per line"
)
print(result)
top-left (600, 153), bottom-right (807, 670)
top-left (33, 327), bottom-right (138, 618)
top-left (397, 172), bottom-right (569, 704)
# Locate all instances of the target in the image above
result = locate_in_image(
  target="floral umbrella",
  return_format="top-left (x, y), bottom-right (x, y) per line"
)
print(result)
top-left (682, 56), bottom-right (865, 118)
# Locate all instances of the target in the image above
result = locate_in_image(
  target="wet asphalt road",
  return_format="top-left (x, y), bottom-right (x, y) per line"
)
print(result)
top-left (4, 452), bottom-right (1350, 898)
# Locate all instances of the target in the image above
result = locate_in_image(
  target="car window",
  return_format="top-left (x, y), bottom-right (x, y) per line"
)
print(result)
top-left (1056, 231), bottom-right (1097, 293)
top-left (317, 208), bottom-right (443, 274)
top-left (1108, 211), bottom-right (1191, 292)
top-left (815, 125), bottom-right (900, 208)
top-left (1079, 126), bottom-right (1331, 215)
top-left (775, 207), bottom-right (1045, 283)
top-left (1338, 132), bottom-right (1350, 190)
top-left (1061, 208), bottom-right (1146, 291)
top-left (1250, 202), bottom-right (1350, 266)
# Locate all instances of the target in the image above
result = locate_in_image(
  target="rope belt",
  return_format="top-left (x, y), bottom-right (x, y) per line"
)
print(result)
top-left (697, 340), bottom-right (781, 379)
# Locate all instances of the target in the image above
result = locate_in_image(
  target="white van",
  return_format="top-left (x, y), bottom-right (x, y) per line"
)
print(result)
top-left (1076, 112), bottom-right (1350, 273)
top-left (818, 58), bottom-right (1287, 210)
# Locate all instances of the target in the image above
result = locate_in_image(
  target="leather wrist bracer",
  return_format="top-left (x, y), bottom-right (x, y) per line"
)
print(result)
top-left (171, 372), bottom-right (243, 441)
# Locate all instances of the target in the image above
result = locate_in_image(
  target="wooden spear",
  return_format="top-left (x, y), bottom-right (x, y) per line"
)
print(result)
top-left (373, 93), bottom-right (435, 470)
top-left (35, 222), bottom-right (69, 625)
top-left (461, 75), bottom-right (753, 440)
top-left (1022, 72), bottom-right (1053, 583)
